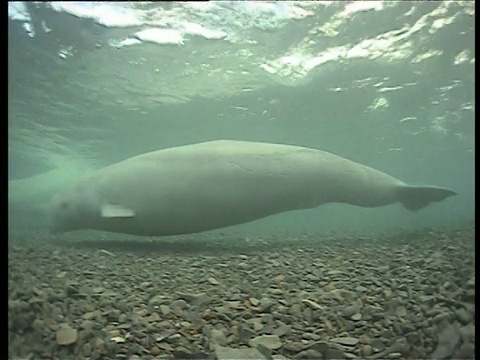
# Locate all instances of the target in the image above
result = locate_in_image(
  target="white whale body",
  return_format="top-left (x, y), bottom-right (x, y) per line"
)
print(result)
top-left (49, 140), bottom-right (456, 236)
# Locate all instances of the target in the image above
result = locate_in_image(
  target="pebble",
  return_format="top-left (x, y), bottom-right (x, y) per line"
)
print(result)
top-left (453, 342), bottom-right (475, 359)
top-left (80, 320), bottom-right (95, 331)
top-left (429, 322), bottom-right (461, 359)
top-left (454, 307), bottom-right (473, 324)
top-left (325, 348), bottom-right (348, 359)
top-left (208, 277), bottom-right (220, 285)
top-left (294, 349), bottom-right (323, 359)
top-left (302, 299), bottom-right (323, 310)
top-left (339, 304), bottom-right (360, 317)
top-left (210, 329), bottom-right (228, 347)
top-left (82, 343), bottom-right (92, 356)
top-left (362, 344), bottom-right (373, 356)
top-left (330, 337), bottom-right (359, 346)
top-left (214, 345), bottom-right (267, 360)
top-left (351, 313), bottom-right (362, 321)
top-left (355, 285), bottom-right (368, 292)
top-left (273, 322), bottom-right (291, 337)
top-left (249, 335), bottom-right (282, 350)
top-left (460, 323), bottom-right (475, 343)
top-left (99, 249), bottom-right (115, 257)
top-left (55, 325), bottom-right (78, 345)
top-left (395, 306), bottom-right (407, 317)
top-left (160, 304), bottom-right (171, 315)
top-left (150, 346), bottom-right (161, 356)
top-left (238, 261), bottom-right (250, 269)
top-left (259, 298), bottom-right (276, 311)
top-left (249, 297), bottom-right (260, 306)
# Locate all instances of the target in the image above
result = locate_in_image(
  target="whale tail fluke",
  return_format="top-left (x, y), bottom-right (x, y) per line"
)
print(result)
top-left (397, 185), bottom-right (457, 211)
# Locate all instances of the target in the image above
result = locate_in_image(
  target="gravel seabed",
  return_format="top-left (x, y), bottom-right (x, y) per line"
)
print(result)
top-left (8, 225), bottom-right (475, 360)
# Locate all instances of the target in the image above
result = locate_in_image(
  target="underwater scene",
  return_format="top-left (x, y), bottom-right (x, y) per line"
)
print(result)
top-left (8, 2), bottom-right (474, 359)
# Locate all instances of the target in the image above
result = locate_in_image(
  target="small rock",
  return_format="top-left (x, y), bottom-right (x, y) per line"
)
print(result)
top-left (252, 319), bottom-right (264, 332)
top-left (303, 307), bottom-right (314, 324)
top-left (249, 297), bottom-right (260, 306)
top-left (371, 338), bottom-right (408, 359)
top-left (208, 277), bottom-right (220, 285)
top-left (330, 337), bottom-right (359, 346)
top-left (99, 249), bottom-right (115, 257)
top-left (395, 306), bottom-right (407, 317)
top-left (432, 312), bottom-right (451, 324)
top-left (383, 289), bottom-right (393, 298)
top-left (80, 320), bottom-right (95, 331)
top-left (150, 346), bottom-right (161, 356)
top-left (327, 270), bottom-right (343, 276)
top-left (56, 271), bottom-right (67, 278)
top-left (147, 312), bottom-right (160, 322)
top-left (238, 324), bottom-right (256, 343)
top-left (173, 346), bottom-right (194, 358)
top-left (302, 299), bottom-right (324, 310)
top-left (65, 285), bottom-right (79, 297)
top-left (149, 294), bottom-right (167, 306)
top-left (273, 322), bottom-right (291, 337)
top-left (453, 342), bottom-right (475, 359)
top-left (284, 342), bottom-right (307, 353)
top-left (406, 331), bottom-right (421, 345)
top-left (338, 304), bottom-right (360, 318)
top-left (158, 342), bottom-right (174, 352)
top-left (140, 281), bottom-right (151, 288)
top-left (464, 288), bottom-right (475, 302)
top-left (293, 349), bottom-right (323, 359)
top-left (171, 299), bottom-right (189, 310)
top-left (95, 338), bottom-right (107, 355)
top-left (214, 345), bottom-right (267, 360)
top-left (332, 289), bottom-right (355, 301)
top-left (259, 298), bottom-right (276, 312)
top-left (305, 341), bottom-right (328, 353)
top-left (258, 297), bottom-right (277, 312)
top-left (160, 304), bottom-right (171, 315)
top-left (289, 304), bottom-right (303, 317)
top-left (56, 325), bottom-right (78, 345)
top-left (460, 323), bottom-right (475, 343)
top-left (429, 322), bottom-right (461, 359)
top-left (111, 336), bottom-right (126, 343)
top-left (355, 285), bottom-right (368, 292)
top-left (362, 345), bottom-right (373, 356)
top-left (454, 307), bottom-right (473, 325)
top-left (385, 352), bottom-right (402, 358)
top-left (325, 348), bottom-right (347, 359)
top-left (176, 292), bottom-right (206, 303)
top-left (210, 329), bottom-right (228, 347)
top-left (83, 310), bottom-right (101, 321)
top-left (238, 262), bottom-right (250, 270)
top-left (249, 334), bottom-right (282, 350)
top-left (82, 343), bottom-right (92, 356)
top-left (370, 338), bottom-right (386, 352)
top-left (351, 313), bottom-right (362, 321)
top-left (256, 343), bottom-right (272, 359)
top-left (84, 304), bottom-right (96, 312)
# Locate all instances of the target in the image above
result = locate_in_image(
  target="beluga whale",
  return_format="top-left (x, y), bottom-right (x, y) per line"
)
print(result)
top-left (49, 140), bottom-right (456, 236)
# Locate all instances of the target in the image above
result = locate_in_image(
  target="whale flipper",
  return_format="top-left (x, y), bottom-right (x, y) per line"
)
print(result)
top-left (397, 185), bottom-right (457, 211)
